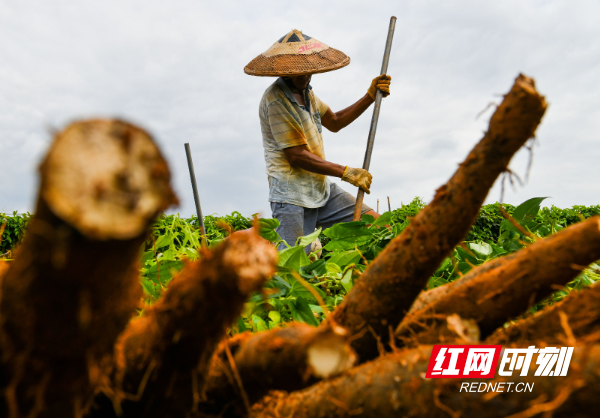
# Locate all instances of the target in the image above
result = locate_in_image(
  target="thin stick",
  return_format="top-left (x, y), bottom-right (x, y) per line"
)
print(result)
top-left (292, 271), bottom-right (329, 316)
top-left (353, 16), bottom-right (397, 221)
top-left (498, 204), bottom-right (536, 240)
top-left (224, 343), bottom-right (251, 414)
top-left (184, 143), bottom-right (207, 247)
top-left (377, 199), bottom-right (379, 213)
top-left (387, 196), bottom-right (391, 212)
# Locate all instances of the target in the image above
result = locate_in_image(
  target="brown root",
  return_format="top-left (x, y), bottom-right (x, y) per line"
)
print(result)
top-left (488, 281), bottom-right (600, 346)
top-left (325, 74), bottom-right (548, 362)
top-left (199, 322), bottom-right (355, 417)
top-left (112, 231), bottom-right (277, 417)
top-left (397, 217), bottom-right (600, 345)
top-left (0, 119), bottom-right (176, 418)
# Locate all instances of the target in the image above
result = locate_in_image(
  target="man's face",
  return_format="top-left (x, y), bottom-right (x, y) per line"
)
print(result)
top-left (289, 74), bottom-right (312, 90)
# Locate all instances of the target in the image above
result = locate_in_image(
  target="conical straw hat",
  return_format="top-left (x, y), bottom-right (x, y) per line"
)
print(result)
top-left (244, 29), bottom-right (350, 77)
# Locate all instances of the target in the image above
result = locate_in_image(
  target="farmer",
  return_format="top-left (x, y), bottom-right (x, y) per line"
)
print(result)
top-left (245, 29), bottom-right (391, 249)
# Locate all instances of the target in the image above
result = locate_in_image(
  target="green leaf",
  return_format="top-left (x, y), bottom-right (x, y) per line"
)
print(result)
top-left (499, 219), bottom-right (519, 235)
top-left (279, 246), bottom-right (311, 270)
top-left (371, 211), bottom-right (392, 227)
top-left (457, 262), bottom-right (473, 275)
top-left (435, 257), bottom-right (452, 275)
top-left (309, 304), bottom-right (324, 314)
top-left (290, 296), bottom-right (319, 326)
top-left (270, 275), bottom-right (292, 289)
top-left (259, 218), bottom-right (281, 242)
top-left (299, 259), bottom-right (327, 277)
top-left (140, 276), bottom-right (159, 299)
top-left (209, 238), bottom-right (225, 249)
top-left (180, 247), bottom-right (200, 260)
top-left (268, 310), bottom-right (281, 324)
top-left (182, 228), bottom-right (201, 248)
top-left (513, 197), bottom-right (549, 221)
top-left (234, 317), bottom-right (247, 333)
top-left (288, 276), bottom-right (326, 300)
top-left (361, 214), bottom-right (375, 224)
top-left (296, 227), bottom-right (322, 247)
top-left (140, 250), bottom-right (155, 267)
top-left (326, 262), bottom-right (342, 275)
top-left (162, 247), bottom-right (177, 261)
top-left (251, 314), bottom-right (269, 332)
top-left (259, 217), bottom-right (280, 230)
top-left (468, 242), bottom-right (492, 257)
top-left (340, 269), bottom-right (354, 293)
top-left (322, 222), bottom-right (375, 251)
top-left (154, 233), bottom-right (172, 249)
top-left (455, 246), bottom-right (480, 265)
top-left (328, 250), bottom-right (361, 268)
top-left (145, 260), bottom-right (184, 284)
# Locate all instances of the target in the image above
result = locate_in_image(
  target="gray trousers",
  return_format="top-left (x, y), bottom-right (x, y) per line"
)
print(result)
top-left (270, 182), bottom-right (372, 250)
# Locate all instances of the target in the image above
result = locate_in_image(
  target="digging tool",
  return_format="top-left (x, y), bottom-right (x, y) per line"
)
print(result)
top-left (353, 16), bottom-right (397, 221)
top-left (184, 143), bottom-right (207, 247)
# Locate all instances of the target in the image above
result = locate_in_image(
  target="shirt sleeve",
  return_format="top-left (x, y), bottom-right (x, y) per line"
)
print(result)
top-left (311, 92), bottom-right (329, 117)
top-left (267, 100), bottom-right (308, 150)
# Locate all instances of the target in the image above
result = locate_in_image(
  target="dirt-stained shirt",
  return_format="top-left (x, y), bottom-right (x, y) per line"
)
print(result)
top-left (259, 77), bottom-right (330, 208)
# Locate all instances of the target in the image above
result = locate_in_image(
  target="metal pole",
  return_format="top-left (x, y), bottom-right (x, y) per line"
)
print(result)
top-left (353, 16), bottom-right (397, 221)
top-left (184, 143), bottom-right (207, 247)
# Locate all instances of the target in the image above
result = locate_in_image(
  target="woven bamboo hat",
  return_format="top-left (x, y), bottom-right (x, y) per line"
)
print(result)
top-left (244, 29), bottom-right (350, 77)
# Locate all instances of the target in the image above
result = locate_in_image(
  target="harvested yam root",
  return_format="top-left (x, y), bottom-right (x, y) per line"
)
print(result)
top-left (325, 74), bottom-right (548, 362)
top-left (489, 281), bottom-right (600, 345)
top-left (251, 344), bottom-right (600, 418)
top-left (0, 120), bottom-right (176, 418)
top-left (396, 217), bottom-right (600, 344)
top-left (200, 323), bottom-right (355, 416)
top-left (111, 231), bottom-right (277, 417)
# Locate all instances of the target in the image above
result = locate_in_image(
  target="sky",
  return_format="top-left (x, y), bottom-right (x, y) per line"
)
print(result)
top-left (1, 0), bottom-right (599, 219)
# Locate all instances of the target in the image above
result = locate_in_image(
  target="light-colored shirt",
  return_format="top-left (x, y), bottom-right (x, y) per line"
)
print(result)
top-left (259, 77), bottom-right (330, 208)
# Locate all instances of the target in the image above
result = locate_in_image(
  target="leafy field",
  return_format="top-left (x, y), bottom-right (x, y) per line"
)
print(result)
top-left (2, 198), bottom-right (599, 333)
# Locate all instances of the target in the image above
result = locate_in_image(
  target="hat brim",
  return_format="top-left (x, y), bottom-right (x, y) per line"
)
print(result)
top-left (244, 48), bottom-right (350, 77)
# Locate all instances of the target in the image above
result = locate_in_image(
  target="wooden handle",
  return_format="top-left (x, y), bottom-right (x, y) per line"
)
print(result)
top-left (352, 16), bottom-right (397, 221)
top-left (353, 189), bottom-right (365, 221)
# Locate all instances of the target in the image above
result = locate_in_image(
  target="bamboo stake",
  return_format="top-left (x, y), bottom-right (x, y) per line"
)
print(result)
top-left (387, 196), bottom-right (391, 212)
top-left (352, 16), bottom-right (397, 221)
top-left (184, 143), bottom-right (207, 247)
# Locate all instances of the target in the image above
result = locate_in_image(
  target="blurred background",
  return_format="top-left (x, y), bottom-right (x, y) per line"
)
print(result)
top-left (1, 0), bottom-right (599, 217)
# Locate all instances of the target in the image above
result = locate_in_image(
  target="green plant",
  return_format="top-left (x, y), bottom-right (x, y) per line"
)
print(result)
top-left (0, 211), bottom-right (31, 256)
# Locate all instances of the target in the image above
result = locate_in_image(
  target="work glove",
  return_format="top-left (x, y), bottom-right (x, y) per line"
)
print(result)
top-left (367, 74), bottom-right (392, 100)
top-left (342, 166), bottom-right (373, 194)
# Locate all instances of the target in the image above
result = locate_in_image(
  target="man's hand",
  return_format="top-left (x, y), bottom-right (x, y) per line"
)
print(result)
top-left (342, 166), bottom-right (373, 194)
top-left (367, 74), bottom-right (392, 101)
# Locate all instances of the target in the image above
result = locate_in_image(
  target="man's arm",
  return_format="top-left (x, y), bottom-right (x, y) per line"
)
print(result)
top-left (320, 74), bottom-right (391, 133)
top-left (283, 145), bottom-right (345, 177)
top-left (320, 94), bottom-right (374, 133)
top-left (283, 145), bottom-right (372, 193)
